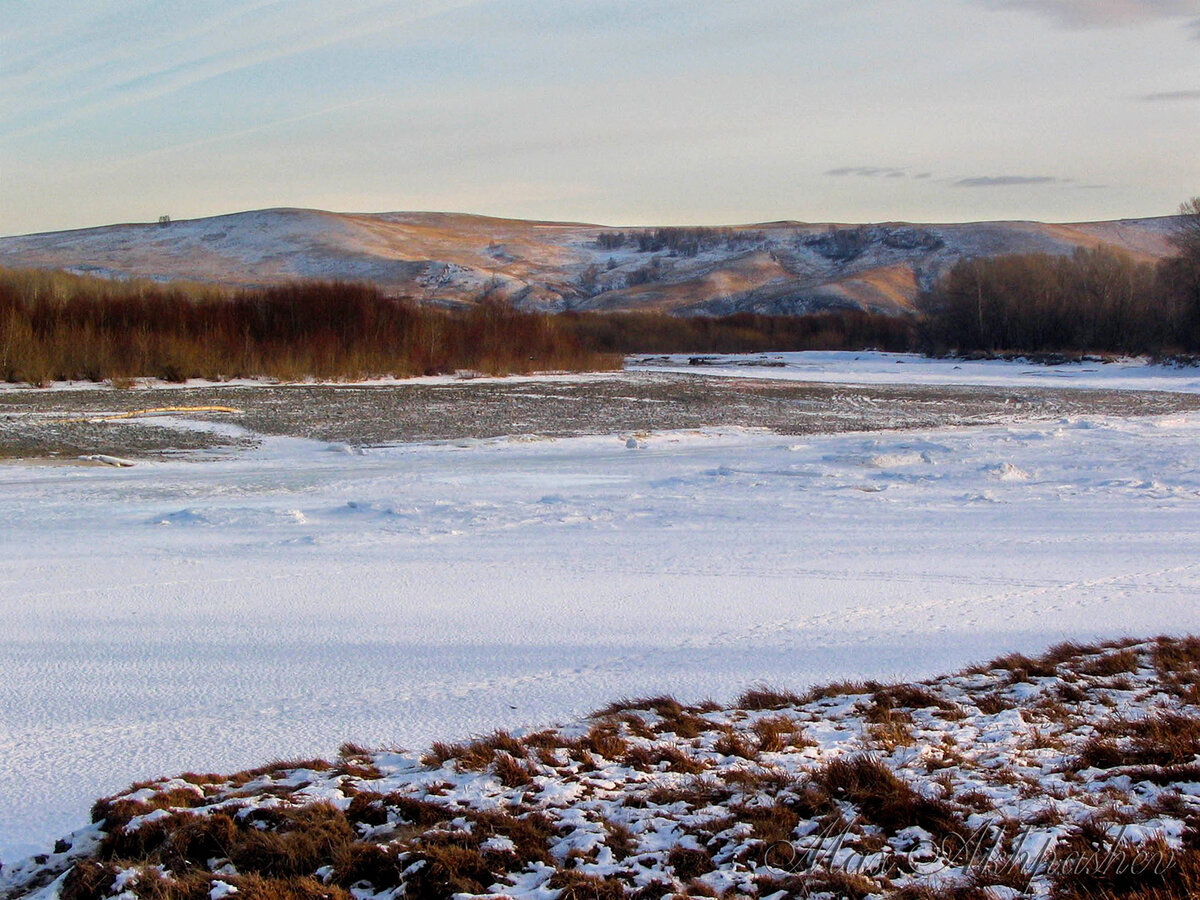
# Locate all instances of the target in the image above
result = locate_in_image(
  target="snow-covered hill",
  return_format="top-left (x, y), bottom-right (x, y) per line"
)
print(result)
top-left (0, 210), bottom-right (1182, 316)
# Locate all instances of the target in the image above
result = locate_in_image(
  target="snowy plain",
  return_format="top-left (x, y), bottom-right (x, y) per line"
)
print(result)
top-left (3, 355), bottom-right (1200, 863)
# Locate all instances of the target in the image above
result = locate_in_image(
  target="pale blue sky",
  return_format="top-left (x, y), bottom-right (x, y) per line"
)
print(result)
top-left (1, 0), bottom-right (1198, 235)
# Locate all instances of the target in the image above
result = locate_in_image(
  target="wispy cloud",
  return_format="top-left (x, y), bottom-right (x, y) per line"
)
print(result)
top-left (953, 175), bottom-right (1069, 188)
top-left (826, 166), bottom-right (909, 178)
top-left (0, 0), bottom-right (490, 141)
top-left (974, 0), bottom-right (1200, 27)
top-left (1139, 88), bottom-right (1200, 100)
top-left (826, 169), bottom-right (1083, 190)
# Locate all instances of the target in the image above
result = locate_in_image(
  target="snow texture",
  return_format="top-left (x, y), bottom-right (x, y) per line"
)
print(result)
top-left (5, 639), bottom-right (1199, 900)
top-left (3, 386), bottom-right (1200, 861)
top-left (630, 351), bottom-right (1200, 394)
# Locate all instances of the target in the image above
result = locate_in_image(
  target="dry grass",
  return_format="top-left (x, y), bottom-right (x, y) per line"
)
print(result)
top-left (974, 692), bottom-right (1015, 715)
top-left (869, 683), bottom-right (964, 718)
top-left (713, 728), bottom-right (758, 760)
top-left (666, 846), bottom-right (715, 879)
top-left (751, 714), bottom-right (813, 753)
top-left (814, 755), bottom-right (966, 840)
top-left (1077, 711), bottom-right (1200, 769)
top-left (754, 869), bottom-right (881, 900)
top-left (36, 637), bottom-right (1200, 900)
top-left (1050, 836), bottom-right (1200, 900)
top-left (1080, 648), bottom-right (1142, 677)
top-left (421, 730), bottom-right (527, 770)
top-left (870, 718), bottom-right (917, 751)
top-left (546, 870), bottom-right (627, 900)
top-left (734, 686), bottom-right (807, 711)
top-left (621, 743), bottom-right (708, 775)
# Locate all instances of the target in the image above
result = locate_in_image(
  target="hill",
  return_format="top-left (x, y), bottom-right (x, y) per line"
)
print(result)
top-left (0, 210), bottom-right (1181, 316)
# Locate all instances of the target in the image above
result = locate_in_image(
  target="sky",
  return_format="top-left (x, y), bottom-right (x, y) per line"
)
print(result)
top-left (1, 0), bottom-right (1198, 235)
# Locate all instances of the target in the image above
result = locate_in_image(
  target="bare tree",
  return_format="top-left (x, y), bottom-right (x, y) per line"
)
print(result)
top-left (1164, 197), bottom-right (1200, 339)
top-left (1171, 197), bottom-right (1200, 260)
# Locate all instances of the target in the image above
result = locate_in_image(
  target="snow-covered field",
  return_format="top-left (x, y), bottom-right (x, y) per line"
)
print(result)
top-left (3, 387), bottom-right (1200, 863)
top-left (631, 351), bottom-right (1200, 394)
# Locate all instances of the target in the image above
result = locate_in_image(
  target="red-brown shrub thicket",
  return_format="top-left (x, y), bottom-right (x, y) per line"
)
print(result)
top-left (0, 269), bottom-right (616, 384)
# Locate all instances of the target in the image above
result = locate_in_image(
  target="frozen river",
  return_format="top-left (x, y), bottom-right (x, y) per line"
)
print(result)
top-left (3, 355), bottom-right (1200, 861)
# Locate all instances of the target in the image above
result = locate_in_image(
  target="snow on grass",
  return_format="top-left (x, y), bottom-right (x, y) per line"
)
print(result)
top-left (5, 638), bottom-right (1200, 900)
top-left (2, 412), bottom-right (1200, 865)
top-left (629, 352), bottom-right (1200, 394)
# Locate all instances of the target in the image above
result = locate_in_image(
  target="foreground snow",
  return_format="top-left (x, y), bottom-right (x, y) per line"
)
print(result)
top-left (6, 638), bottom-right (1199, 899)
top-left (2, 414), bottom-right (1200, 863)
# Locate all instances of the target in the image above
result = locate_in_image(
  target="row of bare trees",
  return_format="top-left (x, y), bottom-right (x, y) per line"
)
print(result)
top-left (0, 272), bottom-right (616, 384)
top-left (4, 199), bottom-right (1198, 383)
top-left (919, 199), bottom-right (1200, 356)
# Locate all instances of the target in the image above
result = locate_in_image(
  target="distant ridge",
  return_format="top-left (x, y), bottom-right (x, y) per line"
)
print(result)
top-left (0, 208), bottom-right (1181, 316)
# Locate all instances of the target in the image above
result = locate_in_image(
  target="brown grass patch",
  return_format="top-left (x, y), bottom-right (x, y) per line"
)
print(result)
top-left (1080, 648), bottom-right (1142, 677)
top-left (1079, 711), bottom-right (1200, 769)
top-left (735, 686), bottom-right (806, 711)
top-left (422, 730), bottom-right (527, 770)
top-left (815, 756), bottom-right (966, 839)
top-left (547, 870), bottom-right (627, 900)
top-left (751, 714), bottom-right (813, 753)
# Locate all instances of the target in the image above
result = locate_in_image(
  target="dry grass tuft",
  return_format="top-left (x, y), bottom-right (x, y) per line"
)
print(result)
top-left (547, 870), bottom-right (628, 900)
top-left (1077, 711), bottom-right (1200, 769)
top-left (974, 692), bottom-right (1015, 715)
top-left (754, 869), bottom-right (881, 900)
top-left (751, 714), bottom-right (813, 753)
top-left (713, 729), bottom-right (758, 760)
top-left (735, 686), bottom-right (806, 711)
top-left (622, 743), bottom-right (684, 773)
top-left (869, 718), bottom-right (917, 751)
top-left (422, 730), bottom-right (527, 770)
top-left (1049, 836), bottom-right (1200, 900)
top-left (1078, 648), bottom-right (1141, 677)
top-left (666, 846), bottom-right (715, 879)
top-left (815, 755), bottom-right (966, 840)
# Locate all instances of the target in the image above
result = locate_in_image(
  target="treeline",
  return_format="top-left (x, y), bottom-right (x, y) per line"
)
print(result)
top-left (919, 199), bottom-right (1200, 356)
top-left (6, 200), bottom-right (1199, 384)
top-left (0, 269), bottom-right (617, 384)
top-left (561, 309), bottom-right (915, 354)
top-left (0, 266), bottom-right (918, 385)
top-left (596, 227), bottom-right (766, 257)
top-left (919, 246), bottom-right (1200, 356)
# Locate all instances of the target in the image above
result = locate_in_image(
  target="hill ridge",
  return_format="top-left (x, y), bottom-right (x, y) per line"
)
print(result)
top-left (0, 209), bottom-right (1182, 316)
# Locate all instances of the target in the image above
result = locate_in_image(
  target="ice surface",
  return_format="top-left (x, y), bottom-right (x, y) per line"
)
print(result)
top-left (2, 411), bottom-right (1200, 860)
top-left (630, 351), bottom-right (1200, 393)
